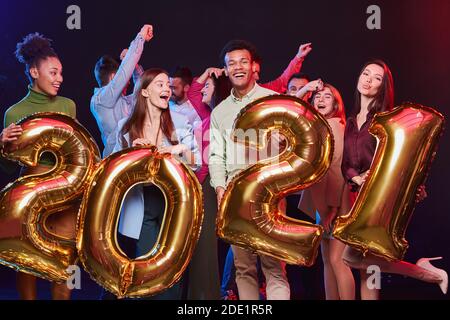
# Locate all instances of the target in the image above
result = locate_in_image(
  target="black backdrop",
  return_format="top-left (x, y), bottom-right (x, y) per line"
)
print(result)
top-left (0, 0), bottom-right (449, 300)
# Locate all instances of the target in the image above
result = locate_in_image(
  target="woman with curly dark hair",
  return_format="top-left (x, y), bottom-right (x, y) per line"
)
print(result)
top-left (0, 33), bottom-right (77, 300)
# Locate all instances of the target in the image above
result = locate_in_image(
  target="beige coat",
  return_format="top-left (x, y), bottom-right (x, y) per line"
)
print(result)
top-left (298, 117), bottom-right (350, 220)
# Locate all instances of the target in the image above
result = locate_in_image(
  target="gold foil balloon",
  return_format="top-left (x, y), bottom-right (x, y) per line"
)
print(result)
top-left (0, 112), bottom-right (100, 282)
top-left (334, 103), bottom-right (445, 261)
top-left (77, 146), bottom-right (203, 298)
top-left (217, 95), bottom-right (333, 266)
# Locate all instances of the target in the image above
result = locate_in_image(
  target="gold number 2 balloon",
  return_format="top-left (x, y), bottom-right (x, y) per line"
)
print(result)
top-left (0, 113), bottom-right (100, 282)
top-left (334, 103), bottom-right (445, 261)
top-left (77, 146), bottom-right (203, 298)
top-left (217, 95), bottom-right (333, 266)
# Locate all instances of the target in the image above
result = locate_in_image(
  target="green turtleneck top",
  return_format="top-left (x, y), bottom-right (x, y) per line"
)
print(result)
top-left (1, 86), bottom-right (76, 174)
top-left (4, 86), bottom-right (76, 126)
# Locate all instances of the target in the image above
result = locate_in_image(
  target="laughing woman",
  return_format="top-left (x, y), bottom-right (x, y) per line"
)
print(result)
top-left (113, 68), bottom-right (201, 299)
top-left (299, 83), bottom-right (355, 300)
top-left (0, 33), bottom-right (76, 300)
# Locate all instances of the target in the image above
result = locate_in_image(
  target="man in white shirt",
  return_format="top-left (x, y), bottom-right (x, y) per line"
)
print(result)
top-left (169, 66), bottom-right (202, 128)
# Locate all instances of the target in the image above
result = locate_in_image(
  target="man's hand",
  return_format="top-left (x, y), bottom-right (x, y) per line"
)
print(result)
top-left (139, 24), bottom-right (154, 42)
top-left (305, 79), bottom-right (323, 92)
top-left (297, 43), bottom-right (312, 59)
top-left (216, 187), bottom-right (226, 208)
top-left (120, 49), bottom-right (128, 61)
top-left (295, 78), bottom-right (323, 99)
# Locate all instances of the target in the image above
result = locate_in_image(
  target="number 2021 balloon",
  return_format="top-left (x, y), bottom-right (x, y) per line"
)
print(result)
top-left (217, 95), bottom-right (333, 266)
top-left (0, 113), bottom-right (100, 282)
top-left (334, 103), bottom-right (445, 261)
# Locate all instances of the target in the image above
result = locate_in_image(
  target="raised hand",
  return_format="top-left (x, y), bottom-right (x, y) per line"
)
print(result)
top-left (139, 24), bottom-right (154, 42)
top-left (297, 43), bottom-right (312, 59)
top-left (198, 67), bottom-right (225, 84)
top-left (306, 79), bottom-right (324, 92)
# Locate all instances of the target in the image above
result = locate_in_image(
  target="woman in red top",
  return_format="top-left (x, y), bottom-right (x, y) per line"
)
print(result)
top-left (341, 60), bottom-right (447, 299)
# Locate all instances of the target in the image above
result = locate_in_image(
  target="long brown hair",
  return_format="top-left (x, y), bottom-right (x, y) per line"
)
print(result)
top-left (353, 59), bottom-right (394, 117)
top-left (121, 68), bottom-right (178, 148)
top-left (311, 83), bottom-right (346, 125)
top-left (210, 74), bottom-right (232, 109)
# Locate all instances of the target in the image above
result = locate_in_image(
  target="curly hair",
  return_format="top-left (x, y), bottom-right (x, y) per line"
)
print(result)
top-left (15, 32), bottom-right (59, 83)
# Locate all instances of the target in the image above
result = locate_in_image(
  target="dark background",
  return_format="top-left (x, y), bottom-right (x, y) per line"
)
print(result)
top-left (0, 0), bottom-right (449, 300)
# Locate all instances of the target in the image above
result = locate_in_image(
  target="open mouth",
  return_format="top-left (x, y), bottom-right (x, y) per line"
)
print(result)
top-left (160, 93), bottom-right (170, 102)
top-left (52, 83), bottom-right (61, 90)
top-left (317, 104), bottom-right (326, 109)
top-left (233, 72), bottom-right (246, 79)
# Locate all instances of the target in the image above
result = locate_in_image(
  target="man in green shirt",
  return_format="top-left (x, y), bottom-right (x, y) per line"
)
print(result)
top-left (209, 40), bottom-right (290, 300)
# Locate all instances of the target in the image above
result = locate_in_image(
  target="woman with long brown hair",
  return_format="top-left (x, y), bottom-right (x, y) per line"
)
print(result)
top-left (112, 68), bottom-right (201, 299)
top-left (341, 59), bottom-right (447, 299)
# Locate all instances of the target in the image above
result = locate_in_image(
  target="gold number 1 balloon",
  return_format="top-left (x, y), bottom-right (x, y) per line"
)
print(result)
top-left (77, 146), bottom-right (203, 298)
top-left (217, 95), bottom-right (332, 266)
top-left (334, 103), bottom-right (445, 261)
top-left (0, 113), bottom-right (100, 282)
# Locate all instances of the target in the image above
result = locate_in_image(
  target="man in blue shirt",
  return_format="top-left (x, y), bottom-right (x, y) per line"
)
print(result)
top-left (90, 24), bottom-right (153, 157)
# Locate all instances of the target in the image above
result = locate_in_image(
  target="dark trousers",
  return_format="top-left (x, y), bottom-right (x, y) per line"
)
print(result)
top-left (137, 185), bottom-right (183, 300)
top-left (101, 185), bottom-right (183, 300)
top-left (186, 176), bottom-right (221, 300)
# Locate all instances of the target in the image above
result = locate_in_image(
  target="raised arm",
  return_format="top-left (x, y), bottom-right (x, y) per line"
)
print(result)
top-left (187, 67), bottom-right (224, 120)
top-left (94, 25), bottom-right (153, 108)
top-left (120, 48), bottom-right (145, 85)
top-left (261, 43), bottom-right (312, 93)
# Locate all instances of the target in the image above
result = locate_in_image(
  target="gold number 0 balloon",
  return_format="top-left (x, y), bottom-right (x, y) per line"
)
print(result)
top-left (217, 95), bottom-right (333, 266)
top-left (77, 146), bottom-right (203, 298)
top-left (334, 103), bottom-right (445, 261)
top-left (0, 113), bottom-right (100, 282)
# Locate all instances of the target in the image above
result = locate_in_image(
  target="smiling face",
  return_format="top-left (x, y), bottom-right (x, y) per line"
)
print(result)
top-left (313, 86), bottom-right (336, 118)
top-left (357, 63), bottom-right (384, 98)
top-left (224, 49), bottom-right (256, 91)
top-left (30, 56), bottom-right (63, 96)
top-left (201, 78), bottom-right (215, 106)
top-left (142, 73), bottom-right (172, 110)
